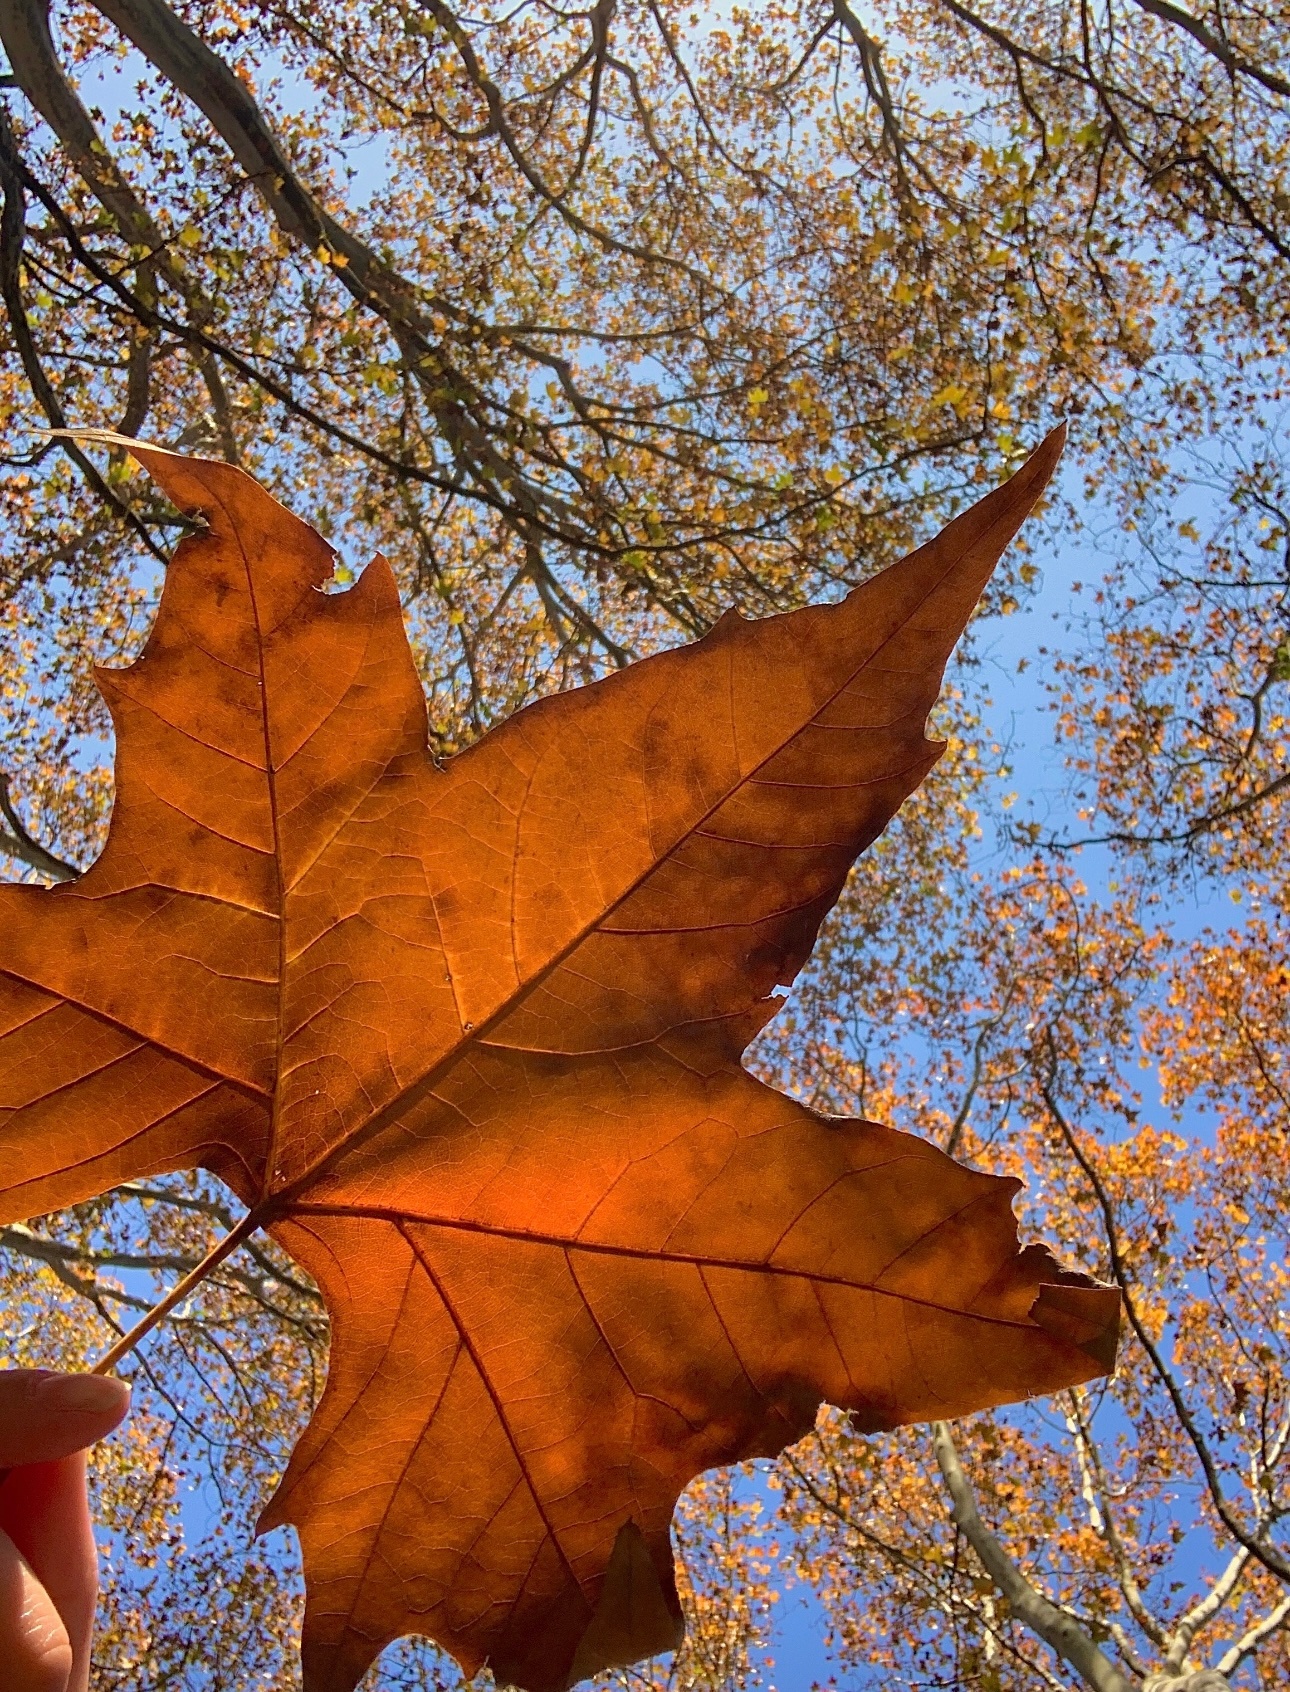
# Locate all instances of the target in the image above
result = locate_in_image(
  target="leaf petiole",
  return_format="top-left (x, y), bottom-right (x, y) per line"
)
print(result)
top-left (91, 1209), bottom-right (261, 1375)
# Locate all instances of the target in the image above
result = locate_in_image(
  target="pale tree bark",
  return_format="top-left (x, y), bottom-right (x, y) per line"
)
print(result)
top-left (933, 1420), bottom-right (1290, 1692)
top-left (0, 774), bottom-right (77, 881)
top-left (932, 1420), bottom-right (1139, 1692)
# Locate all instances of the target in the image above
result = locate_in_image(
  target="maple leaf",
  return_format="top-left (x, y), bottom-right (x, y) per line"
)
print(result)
top-left (0, 427), bottom-right (1119, 1692)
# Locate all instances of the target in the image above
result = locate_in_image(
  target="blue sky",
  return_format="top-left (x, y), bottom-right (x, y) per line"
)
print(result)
top-left (10, 13), bottom-right (1277, 1687)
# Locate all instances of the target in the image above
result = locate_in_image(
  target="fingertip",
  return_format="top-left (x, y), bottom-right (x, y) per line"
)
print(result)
top-left (34, 1373), bottom-right (131, 1423)
top-left (0, 1372), bottom-right (131, 1468)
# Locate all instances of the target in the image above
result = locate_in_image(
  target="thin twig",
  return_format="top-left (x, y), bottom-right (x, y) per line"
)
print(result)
top-left (1040, 1032), bottom-right (1290, 1586)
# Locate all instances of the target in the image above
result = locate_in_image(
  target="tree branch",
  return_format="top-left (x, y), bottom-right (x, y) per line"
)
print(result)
top-left (0, 773), bottom-right (79, 882)
top-left (931, 1419), bottom-right (1137, 1692)
top-left (1213, 1591), bottom-right (1290, 1678)
top-left (781, 1443), bottom-right (1071, 1688)
top-left (0, 100), bottom-right (170, 566)
top-left (84, 0), bottom-right (625, 555)
top-left (829, 1), bottom-right (916, 201)
top-left (1162, 1545), bottom-right (1251, 1673)
top-left (1125, 0), bottom-right (1290, 101)
top-left (0, 1218), bottom-right (321, 1313)
top-left (1032, 771), bottom-right (1290, 856)
top-left (1066, 1388), bottom-right (1168, 1648)
top-left (1039, 1039), bottom-right (1290, 1587)
top-left (0, 0), bottom-right (238, 462)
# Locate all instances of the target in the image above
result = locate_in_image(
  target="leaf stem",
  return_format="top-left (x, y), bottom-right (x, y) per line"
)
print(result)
top-left (91, 1210), bottom-right (260, 1374)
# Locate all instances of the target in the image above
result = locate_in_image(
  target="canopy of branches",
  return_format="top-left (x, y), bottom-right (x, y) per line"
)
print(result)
top-left (0, 1), bottom-right (1286, 1689)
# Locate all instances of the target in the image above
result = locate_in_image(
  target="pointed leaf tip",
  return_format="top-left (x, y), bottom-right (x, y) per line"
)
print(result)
top-left (1030, 1281), bottom-right (1121, 1376)
top-left (565, 1521), bottom-right (683, 1688)
top-left (1017, 420), bottom-right (1067, 498)
top-left (832, 420), bottom-right (1068, 696)
top-left (52, 428), bottom-right (339, 599)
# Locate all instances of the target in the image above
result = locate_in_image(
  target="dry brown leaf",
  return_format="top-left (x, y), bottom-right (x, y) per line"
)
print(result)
top-left (0, 427), bottom-right (1118, 1691)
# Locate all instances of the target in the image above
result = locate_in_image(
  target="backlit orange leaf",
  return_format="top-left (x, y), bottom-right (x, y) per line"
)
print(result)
top-left (0, 427), bottom-right (1118, 1691)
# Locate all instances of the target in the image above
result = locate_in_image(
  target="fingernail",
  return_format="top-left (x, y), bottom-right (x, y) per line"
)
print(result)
top-left (36, 1374), bottom-right (131, 1414)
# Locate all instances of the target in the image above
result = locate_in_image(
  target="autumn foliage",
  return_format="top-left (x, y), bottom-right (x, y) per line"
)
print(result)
top-left (2, 2), bottom-right (1288, 1689)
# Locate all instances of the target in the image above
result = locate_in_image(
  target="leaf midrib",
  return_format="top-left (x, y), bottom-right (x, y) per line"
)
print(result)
top-left (272, 528), bottom-right (986, 1205)
top-left (287, 1201), bottom-right (1047, 1330)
